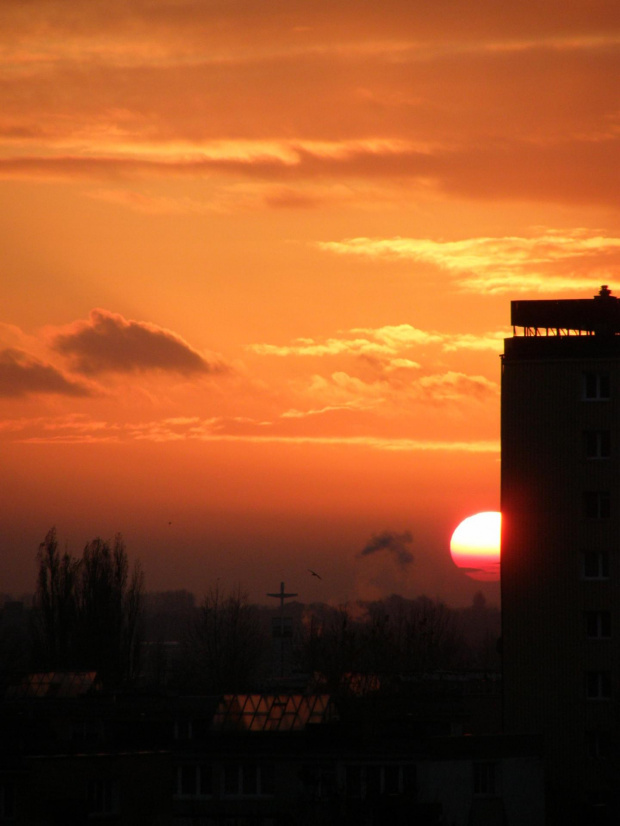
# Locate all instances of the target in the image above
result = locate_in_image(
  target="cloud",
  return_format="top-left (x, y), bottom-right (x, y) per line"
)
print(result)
top-left (317, 230), bottom-right (620, 294)
top-left (0, 349), bottom-right (91, 398)
top-left (51, 309), bottom-right (227, 376)
top-left (302, 369), bottom-right (498, 410)
top-left (250, 324), bottom-right (505, 360)
top-left (250, 319), bottom-right (500, 417)
top-left (355, 324), bottom-right (506, 353)
top-left (0, 412), bottom-right (500, 453)
top-left (2, 136), bottom-right (620, 212)
top-left (359, 530), bottom-right (414, 567)
top-left (417, 371), bottom-right (498, 402)
top-left (250, 335), bottom-right (397, 358)
top-left (2, 0), bottom-right (620, 213)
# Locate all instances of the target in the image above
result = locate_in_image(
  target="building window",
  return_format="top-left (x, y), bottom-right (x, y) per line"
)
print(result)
top-left (383, 765), bottom-right (400, 796)
top-left (583, 372), bottom-right (610, 400)
top-left (473, 762), bottom-right (497, 796)
top-left (583, 551), bottom-right (610, 580)
top-left (174, 719), bottom-right (193, 740)
top-left (586, 611), bottom-right (611, 639)
top-left (344, 765), bottom-right (412, 799)
top-left (584, 431), bottom-right (611, 459)
top-left (583, 492), bottom-right (611, 519)
top-left (223, 764), bottom-right (274, 798)
top-left (176, 765), bottom-right (213, 798)
top-left (88, 779), bottom-right (119, 816)
top-left (345, 766), bottom-right (363, 799)
top-left (0, 783), bottom-right (15, 819)
top-left (586, 671), bottom-right (611, 700)
top-left (586, 731), bottom-right (611, 759)
top-left (299, 766), bottom-right (337, 799)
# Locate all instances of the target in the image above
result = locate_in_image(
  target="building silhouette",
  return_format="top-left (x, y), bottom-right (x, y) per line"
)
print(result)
top-left (501, 285), bottom-right (620, 823)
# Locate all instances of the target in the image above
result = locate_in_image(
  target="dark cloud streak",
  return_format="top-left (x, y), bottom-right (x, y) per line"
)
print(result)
top-left (0, 348), bottom-right (91, 398)
top-left (2, 135), bottom-right (620, 209)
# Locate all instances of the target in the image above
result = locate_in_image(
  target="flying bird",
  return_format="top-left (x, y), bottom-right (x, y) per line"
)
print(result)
top-left (308, 569), bottom-right (322, 580)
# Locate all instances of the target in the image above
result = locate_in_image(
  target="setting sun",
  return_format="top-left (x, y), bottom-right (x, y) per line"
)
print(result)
top-left (450, 512), bottom-right (501, 582)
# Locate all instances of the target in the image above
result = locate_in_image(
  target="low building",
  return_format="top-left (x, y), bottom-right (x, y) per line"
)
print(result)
top-left (0, 675), bottom-right (543, 825)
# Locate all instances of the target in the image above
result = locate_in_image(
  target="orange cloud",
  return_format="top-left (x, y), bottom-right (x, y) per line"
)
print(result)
top-left (3, 410), bottom-right (499, 453)
top-left (318, 230), bottom-right (620, 293)
top-left (1, 0), bottom-right (619, 218)
top-left (251, 324), bottom-right (505, 359)
top-left (51, 309), bottom-right (227, 376)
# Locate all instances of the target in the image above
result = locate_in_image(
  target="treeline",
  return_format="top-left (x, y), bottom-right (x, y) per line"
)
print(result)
top-left (0, 530), bottom-right (500, 694)
top-left (148, 589), bottom-right (500, 695)
top-left (32, 528), bottom-right (143, 688)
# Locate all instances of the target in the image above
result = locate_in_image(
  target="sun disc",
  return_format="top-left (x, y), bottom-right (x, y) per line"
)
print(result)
top-left (450, 511), bottom-right (501, 581)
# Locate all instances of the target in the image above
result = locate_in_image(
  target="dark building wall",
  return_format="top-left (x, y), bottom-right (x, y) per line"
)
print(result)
top-left (501, 331), bottom-right (620, 812)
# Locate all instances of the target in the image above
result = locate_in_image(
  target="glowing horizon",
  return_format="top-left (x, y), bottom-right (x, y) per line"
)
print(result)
top-left (1, 1), bottom-right (616, 605)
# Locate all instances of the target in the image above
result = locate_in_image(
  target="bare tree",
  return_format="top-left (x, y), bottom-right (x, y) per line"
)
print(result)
top-left (32, 529), bottom-right (144, 687)
top-left (300, 604), bottom-right (363, 693)
top-left (76, 534), bottom-right (144, 686)
top-left (32, 528), bottom-right (79, 669)
top-left (185, 584), bottom-right (267, 692)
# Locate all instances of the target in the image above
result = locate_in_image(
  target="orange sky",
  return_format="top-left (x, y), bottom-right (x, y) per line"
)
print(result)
top-left (1, 0), bottom-right (619, 605)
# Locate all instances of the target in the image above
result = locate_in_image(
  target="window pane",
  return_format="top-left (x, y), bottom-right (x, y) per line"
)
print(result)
top-left (473, 763), bottom-right (496, 795)
top-left (586, 671), bottom-right (611, 699)
top-left (224, 766), bottom-right (239, 796)
top-left (584, 372), bottom-right (610, 400)
top-left (583, 492), bottom-right (610, 519)
top-left (600, 373), bottom-right (610, 398)
top-left (260, 764), bottom-right (275, 796)
top-left (366, 765), bottom-right (381, 798)
top-left (585, 431), bottom-right (611, 458)
top-left (583, 551), bottom-right (609, 579)
top-left (346, 766), bottom-right (362, 799)
top-left (242, 765), bottom-right (257, 795)
top-left (180, 766), bottom-right (196, 796)
top-left (586, 611), bottom-right (611, 639)
top-left (402, 765), bottom-right (417, 794)
top-left (199, 765), bottom-right (213, 796)
top-left (384, 765), bottom-right (400, 795)
top-left (0, 784), bottom-right (15, 818)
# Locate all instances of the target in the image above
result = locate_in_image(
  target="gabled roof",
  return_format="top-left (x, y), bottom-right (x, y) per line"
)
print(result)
top-left (212, 693), bottom-right (337, 732)
top-left (6, 671), bottom-right (97, 699)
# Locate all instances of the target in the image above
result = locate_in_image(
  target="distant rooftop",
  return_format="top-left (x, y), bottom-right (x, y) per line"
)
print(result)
top-left (212, 693), bottom-right (337, 733)
top-left (6, 671), bottom-right (97, 699)
top-left (512, 285), bottom-right (620, 337)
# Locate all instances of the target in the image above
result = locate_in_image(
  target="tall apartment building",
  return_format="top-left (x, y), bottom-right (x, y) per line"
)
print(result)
top-left (501, 286), bottom-right (620, 822)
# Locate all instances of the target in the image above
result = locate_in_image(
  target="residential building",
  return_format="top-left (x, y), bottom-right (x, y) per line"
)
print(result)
top-left (501, 285), bottom-right (620, 822)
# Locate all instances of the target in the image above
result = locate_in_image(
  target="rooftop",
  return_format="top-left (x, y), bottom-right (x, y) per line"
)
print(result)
top-left (511, 285), bottom-right (620, 337)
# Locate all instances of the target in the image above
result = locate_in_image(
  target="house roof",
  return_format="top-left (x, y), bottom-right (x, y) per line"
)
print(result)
top-left (211, 693), bottom-right (337, 732)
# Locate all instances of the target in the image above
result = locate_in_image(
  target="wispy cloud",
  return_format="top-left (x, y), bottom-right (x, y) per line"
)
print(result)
top-left (250, 323), bottom-right (507, 359)
top-left (0, 349), bottom-right (91, 398)
top-left (417, 371), bottom-right (498, 402)
top-left (302, 369), bottom-right (498, 410)
top-left (51, 309), bottom-right (228, 376)
top-left (250, 335), bottom-right (398, 358)
top-left (317, 229), bottom-right (620, 293)
top-left (3, 411), bottom-right (499, 453)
